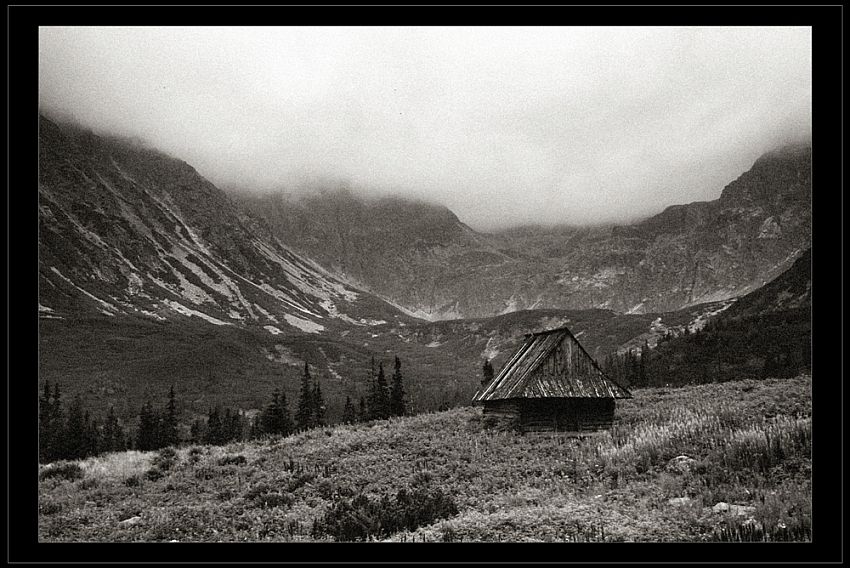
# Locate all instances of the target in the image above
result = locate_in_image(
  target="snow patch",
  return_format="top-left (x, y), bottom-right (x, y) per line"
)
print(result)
top-left (426, 340), bottom-right (444, 348)
top-left (253, 303), bottom-right (278, 323)
top-left (626, 302), bottom-right (646, 315)
top-left (482, 336), bottom-right (500, 360)
top-left (163, 300), bottom-right (230, 326)
top-left (264, 325), bottom-right (283, 335)
top-left (283, 314), bottom-right (324, 334)
top-left (38, 304), bottom-right (54, 313)
top-left (139, 309), bottom-right (167, 321)
top-left (50, 267), bottom-right (120, 314)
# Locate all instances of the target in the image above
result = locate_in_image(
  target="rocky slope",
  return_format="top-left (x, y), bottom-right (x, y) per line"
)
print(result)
top-left (38, 116), bottom-right (409, 335)
top-left (235, 144), bottom-right (811, 319)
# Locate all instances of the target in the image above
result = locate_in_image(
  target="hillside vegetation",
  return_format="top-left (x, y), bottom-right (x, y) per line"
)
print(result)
top-left (39, 375), bottom-right (811, 542)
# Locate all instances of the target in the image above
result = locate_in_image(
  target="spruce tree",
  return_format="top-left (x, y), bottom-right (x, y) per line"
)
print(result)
top-left (313, 381), bottom-right (326, 427)
top-left (39, 382), bottom-right (54, 462)
top-left (103, 406), bottom-right (122, 453)
top-left (65, 395), bottom-right (87, 459)
top-left (296, 362), bottom-right (315, 431)
top-left (481, 359), bottom-right (494, 386)
top-left (369, 362), bottom-right (390, 420)
top-left (204, 406), bottom-right (224, 445)
top-left (260, 389), bottom-right (283, 435)
top-left (390, 356), bottom-right (406, 417)
top-left (358, 396), bottom-right (367, 422)
top-left (162, 384), bottom-right (179, 447)
top-left (342, 396), bottom-right (357, 424)
top-left (190, 418), bottom-right (206, 444)
top-left (278, 392), bottom-right (293, 436)
top-left (136, 401), bottom-right (160, 451)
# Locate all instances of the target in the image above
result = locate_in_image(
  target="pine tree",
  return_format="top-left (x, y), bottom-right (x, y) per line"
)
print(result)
top-left (260, 389), bottom-right (282, 435)
top-left (390, 356), bottom-right (406, 417)
top-left (136, 401), bottom-right (161, 451)
top-left (205, 406), bottom-right (224, 445)
top-left (103, 406), bottom-right (123, 453)
top-left (162, 384), bottom-right (179, 447)
top-left (369, 361), bottom-right (390, 420)
top-left (82, 410), bottom-right (100, 457)
top-left (190, 418), bottom-right (206, 444)
top-left (43, 382), bottom-right (64, 462)
top-left (278, 393), bottom-right (293, 436)
top-left (313, 381), bottom-right (326, 427)
top-left (64, 395), bottom-right (87, 460)
top-left (481, 359), bottom-right (494, 386)
top-left (297, 362), bottom-right (316, 431)
top-left (342, 396), bottom-right (357, 424)
top-left (39, 382), bottom-right (55, 463)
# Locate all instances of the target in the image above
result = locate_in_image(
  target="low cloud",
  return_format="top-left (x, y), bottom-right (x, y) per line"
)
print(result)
top-left (39, 26), bottom-right (811, 231)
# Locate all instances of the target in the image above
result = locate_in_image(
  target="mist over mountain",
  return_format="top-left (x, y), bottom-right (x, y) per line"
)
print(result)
top-left (235, 143), bottom-right (811, 320)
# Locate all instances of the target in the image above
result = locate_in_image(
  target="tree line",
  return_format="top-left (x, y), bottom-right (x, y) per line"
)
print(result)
top-left (601, 307), bottom-right (812, 388)
top-left (39, 355), bottom-right (410, 464)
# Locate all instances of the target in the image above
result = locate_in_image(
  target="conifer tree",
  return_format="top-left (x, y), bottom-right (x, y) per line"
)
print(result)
top-left (297, 362), bottom-right (316, 431)
top-left (103, 406), bottom-right (123, 453)
top-left (278, 392), bottom-right (293, 436)
top-left (65, 395), bottom-right (87, 459)
top-left (369, 361), bottom-right (390, 420)
top-left (342, 395), bottom-right (357, 424)
top-left (260, 389), bottom-right (294, 436)
top-left (190, 418), bottom-right (206, 444)
top-left (162, 384), bottom-right (179, 447)
top-left (82, 410), bottom-right (100, 457)
top-left (136, 401), bottom-right (161, 451)
top-left (313, 381), bottom-right (326, 427)
top-left (39, 381), bottom-right (55, 462)
top-left (204, 406), bottom-right (225, 445)
top-left (358, 396), bottom-right (367, 422)
top-left (390, 356), bottom-right (406, 417)
top-left (482, 359), bottom-right (495, 386)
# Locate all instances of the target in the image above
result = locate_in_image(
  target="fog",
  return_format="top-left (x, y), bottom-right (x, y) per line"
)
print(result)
top-left (39, 26), bottom-right (811, 231)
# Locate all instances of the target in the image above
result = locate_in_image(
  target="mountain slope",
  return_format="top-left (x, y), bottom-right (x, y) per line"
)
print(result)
top-left (621, 247), bottom-right (812, 386)
top-left (38, 116), bottom-right (407, 334)
top-left (235, 144), bottom-right (811, 319)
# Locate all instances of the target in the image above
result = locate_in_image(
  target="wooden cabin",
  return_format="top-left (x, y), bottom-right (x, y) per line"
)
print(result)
top-left (473, 326), bottom-right (631, 435)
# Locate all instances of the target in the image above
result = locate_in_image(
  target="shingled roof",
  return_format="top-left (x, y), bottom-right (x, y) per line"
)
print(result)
top-left (473, 326), bottom-right (631, 402)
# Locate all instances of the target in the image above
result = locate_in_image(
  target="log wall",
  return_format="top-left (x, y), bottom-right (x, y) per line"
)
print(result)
top-left (482, 398), bottom-right (616, 435)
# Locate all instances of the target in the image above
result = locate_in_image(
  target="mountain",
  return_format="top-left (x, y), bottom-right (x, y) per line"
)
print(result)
top-left (38, 116), bottom-right (406, 333)
top-left (234, 187), bottom-right (515, 320)
top-left (38, 116), bottom-right (683, 423)
top-left (613, 247), bottom-right (812, 387)
top-left (235, 144), bottom-right (811, 319)
top-left (37, 114), bottom-right (811, 425)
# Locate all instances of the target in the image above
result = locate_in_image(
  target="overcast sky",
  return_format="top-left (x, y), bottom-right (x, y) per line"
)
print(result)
top-left (39, 26), bottom-right (811, 231)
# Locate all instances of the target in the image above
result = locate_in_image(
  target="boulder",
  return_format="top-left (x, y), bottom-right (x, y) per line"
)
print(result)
top-left (665, 455), bottom-right (697, 474)
top-left (118, 515), bottom-right (142, 527)
top-left (668, 497), bottom-right (693, 507)
top-left (712, 502), bottom-right (756, 516)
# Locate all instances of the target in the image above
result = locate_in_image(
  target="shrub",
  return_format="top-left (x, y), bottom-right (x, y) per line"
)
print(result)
top-left (312, 486), bottom-right (459, 542)
top-left (39, 501), bottom-right (63, 515)
top-left (39, 462), bottom-right (84, 482)
top-left (243, 483), bottom-right (294, 509)
top-left (145, 467), bottom-right (166, 481)
top-left (217, 455), bottom-right (247, 466)
top-left (152, 447), bottom-right (178, 471)
top-left (124, 474), bottom-right (142, 487)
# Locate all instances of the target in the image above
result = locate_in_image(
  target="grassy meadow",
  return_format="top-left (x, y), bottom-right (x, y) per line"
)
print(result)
top-left (38, 375), bottom-right (811, 543)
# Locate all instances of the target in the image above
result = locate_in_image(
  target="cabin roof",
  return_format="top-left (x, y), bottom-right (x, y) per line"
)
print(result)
top-left (472, 327), bottom-right (632, 402)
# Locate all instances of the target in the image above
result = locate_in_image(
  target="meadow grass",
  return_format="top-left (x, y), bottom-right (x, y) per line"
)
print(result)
top-left (38, 375), bottom-right (811, 542)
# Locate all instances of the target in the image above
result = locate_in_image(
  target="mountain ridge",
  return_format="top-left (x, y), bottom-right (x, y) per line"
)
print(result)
top-left (234, 143), bottom-right (811, 319)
